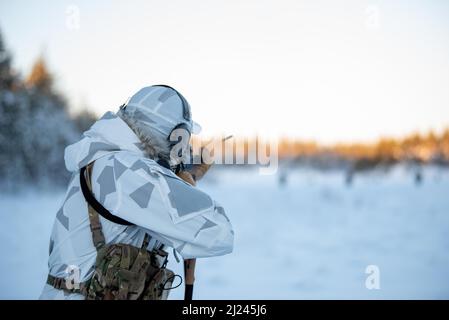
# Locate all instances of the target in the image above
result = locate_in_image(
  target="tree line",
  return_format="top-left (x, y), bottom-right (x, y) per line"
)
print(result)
top-left (0, 30), bottom-right (96, 190)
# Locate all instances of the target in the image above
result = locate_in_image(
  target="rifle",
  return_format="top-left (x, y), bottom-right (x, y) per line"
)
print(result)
top-left (177, 135), bottom-right (233, 300)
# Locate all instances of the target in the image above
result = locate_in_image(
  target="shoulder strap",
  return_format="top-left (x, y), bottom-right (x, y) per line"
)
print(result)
top-left (80, 163), bottom-right (157, 251)
top-left (80, 164), bottom-right (134, 227)
top-left (82, 164), bottom-right (106, 249)
top-left (80, 163), bottom-right (134, 249)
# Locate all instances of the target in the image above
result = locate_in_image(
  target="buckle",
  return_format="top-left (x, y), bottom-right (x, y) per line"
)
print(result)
top-left (152, 250), bottom-right (168, 269)
top-left (90, 224), bottom-right (102, 231)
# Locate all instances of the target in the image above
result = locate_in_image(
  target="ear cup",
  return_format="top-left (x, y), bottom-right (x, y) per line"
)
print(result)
top-left (168, 123), bottom-right (191, 146)
top-left (168, 123), bottom-right (191, 162)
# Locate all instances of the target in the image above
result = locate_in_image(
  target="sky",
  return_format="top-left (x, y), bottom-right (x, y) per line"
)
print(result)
top-left (1, 0), bottom-right (449, 143)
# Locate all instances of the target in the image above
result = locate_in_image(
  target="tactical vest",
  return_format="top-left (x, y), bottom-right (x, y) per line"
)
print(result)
top-left (46, 163), bottom-right (179, 300)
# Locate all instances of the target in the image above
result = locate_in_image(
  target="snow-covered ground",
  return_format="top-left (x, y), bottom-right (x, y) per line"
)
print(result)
top-left (1, 165), bottom-right (449, 299)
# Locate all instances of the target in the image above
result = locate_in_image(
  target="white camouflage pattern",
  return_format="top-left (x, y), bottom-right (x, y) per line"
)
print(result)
top-left (39, 112), bottom-right (234, 299)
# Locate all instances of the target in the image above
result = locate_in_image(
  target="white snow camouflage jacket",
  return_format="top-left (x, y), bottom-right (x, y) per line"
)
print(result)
top-left (39, 112), bottom-right (234, 299)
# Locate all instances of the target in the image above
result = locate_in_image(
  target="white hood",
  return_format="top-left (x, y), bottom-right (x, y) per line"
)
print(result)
top-left (64, 112), bottom-right (144, 172)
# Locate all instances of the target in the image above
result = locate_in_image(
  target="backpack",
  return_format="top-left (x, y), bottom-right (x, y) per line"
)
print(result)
top-left (46, 162), bottom-right (180, 300)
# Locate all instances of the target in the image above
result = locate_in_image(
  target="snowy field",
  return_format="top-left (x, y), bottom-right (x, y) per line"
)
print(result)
top-left (1, 165), bottom-right (449, 299)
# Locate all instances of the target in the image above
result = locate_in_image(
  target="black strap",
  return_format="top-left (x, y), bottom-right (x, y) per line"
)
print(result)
top-left (184, 284), bottom-right (193, 301)
top-left (80, 166), bottom-right (133, 226)
top-left (153, 84), bottom-right (191, 122)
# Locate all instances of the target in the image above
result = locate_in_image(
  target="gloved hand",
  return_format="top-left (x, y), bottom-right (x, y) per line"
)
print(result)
top-left (177, 146), bottom-right (213, 184)
top-left (187, 162), bottom-right (212, 182)
top-left (186, 145), bottom-right (214, 182)
top-left (176, 170), bottom-right (196, 186)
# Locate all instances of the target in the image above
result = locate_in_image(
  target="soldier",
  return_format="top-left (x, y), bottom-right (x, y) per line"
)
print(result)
top-left (40, 85), bottom-right (234, 300)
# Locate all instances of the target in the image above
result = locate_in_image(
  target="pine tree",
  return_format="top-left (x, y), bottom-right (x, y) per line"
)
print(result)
top-left (0, 29), bottom-right (25, 189)
top-left (22, 56), bottom-right (79, 185)
top-left (26, 56), bottom-right (53, 93)
top-left (0, 28), bottom-right (13, 90)
top-left (0, 31), bottom-right (82, 190)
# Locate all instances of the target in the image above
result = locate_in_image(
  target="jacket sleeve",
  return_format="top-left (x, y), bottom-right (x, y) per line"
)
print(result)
top-left (94, 156), bottom-right (234, 259)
